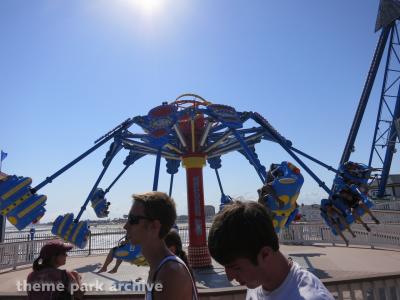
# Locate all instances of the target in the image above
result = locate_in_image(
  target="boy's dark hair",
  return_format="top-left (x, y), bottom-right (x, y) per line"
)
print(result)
top-left (208, 200), bottom-right (279, 265)
top-left (133, 191), bottom-right (177, 239)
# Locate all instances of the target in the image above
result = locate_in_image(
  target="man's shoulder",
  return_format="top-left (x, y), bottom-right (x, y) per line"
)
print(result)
top-left (152, 259), bottom-right (193, 299)
top-left (158, 259), bottom-right (190, 279)
top-left (158, 258), bottom-right (193, 287)
top-left (291, 265), bottom-right (334, 299)
top-left (245, 264), bottom-right (334, 300)
top-left (246, 285), bottom-right (333, 300)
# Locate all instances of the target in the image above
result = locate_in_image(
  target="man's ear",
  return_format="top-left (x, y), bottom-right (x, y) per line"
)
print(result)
top-left (151, 219), bottom-right (162, 236)
top-left (257, 246), bottom-right (273, 265)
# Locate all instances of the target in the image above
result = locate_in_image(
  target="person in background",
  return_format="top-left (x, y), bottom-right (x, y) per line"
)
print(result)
top-left (29, 227), bottom-right (36, 241)
top-left (208, 201), bottom-right (334, 300)
top-left (164, 229), bottom-right (194, 280)
top-left (97, 236), bottom-right (127, 273)
top-left (27, 240), bottom-right (84, 300)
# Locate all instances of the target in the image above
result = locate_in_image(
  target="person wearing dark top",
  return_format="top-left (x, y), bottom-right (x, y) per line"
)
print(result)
top-left (27, 240), bottom-right (83, 300)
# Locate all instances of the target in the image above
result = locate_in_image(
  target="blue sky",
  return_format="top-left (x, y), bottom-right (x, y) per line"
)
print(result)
top-left (1, 0), bottom-right (399, 223)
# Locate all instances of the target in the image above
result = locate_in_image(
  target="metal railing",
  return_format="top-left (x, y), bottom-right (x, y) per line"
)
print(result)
top-left (278, 223), bottom-right (400, 248)
top-left (1, 223), bottom-right (399, 271)
top-left (366, 209), bottom-right (400, 223)
top-left (0, 239), bottom-right (51, 270)
top-left (373, 200), bottom-right (400, 211)
top-left (323, 272), bottom-right (400, 300)
top-left (4, 209), bottom-right (400, 245)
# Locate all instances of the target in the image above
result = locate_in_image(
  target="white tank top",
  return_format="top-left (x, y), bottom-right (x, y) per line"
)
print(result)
top-left (145, 255), bottom-right (198, 300)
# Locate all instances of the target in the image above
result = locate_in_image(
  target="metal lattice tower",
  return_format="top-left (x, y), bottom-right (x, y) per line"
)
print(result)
top-left (370, 19), bottom-right (400, 197)
top-left (339, 0), bottom-right (400, 198)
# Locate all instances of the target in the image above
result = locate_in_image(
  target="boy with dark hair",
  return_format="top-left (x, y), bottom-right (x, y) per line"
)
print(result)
top-left (208, 201), bottom-right (333, 300)
top-left (124, 191), bottom-right (198, 300)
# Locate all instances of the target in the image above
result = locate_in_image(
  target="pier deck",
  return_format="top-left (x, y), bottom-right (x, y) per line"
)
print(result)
top-left (0, 243), bottom-right (400, 297)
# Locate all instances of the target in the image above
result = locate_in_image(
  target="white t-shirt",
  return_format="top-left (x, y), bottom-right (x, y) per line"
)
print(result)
top-left (246, 262), bottom-right (334, 300)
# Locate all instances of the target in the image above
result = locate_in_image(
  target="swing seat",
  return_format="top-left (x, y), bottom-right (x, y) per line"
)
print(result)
top-left (332, 177), bottom-right (375, 222)
top-left (113, 243), bottom-right (143, 262)
top-left (0, 176), bottom-right (33, 213)
top-left (330, 197), bottom-right (353, 222)
top-left (52, 213), bottom-right (74, 237)
top-left (207, 104), bottom-right (242, 129)
top-left (271, 207), bottom-right (300, 234)
top-left (285, 207), bottom-right (299, 227)
top-left (52, 213), bottom-right (90, 249)
top-left (0, 175), bottom-right (47, 230)
top-left (113, 242), bottom-right (147, 266)
top-left (332, 177), bottom-right (358, 211)
top-left (353, 193), bottom-right (374, 218)
top-left (7, 194), bottom-right (47, 230)
top-left (339, 161), bottom-right (371, 186)
top-left (320, 198), bottom-right (353, 236)
top-left (320, 211), bottom-right (343, 236)
top-left (91, 188), bottom-right (110, 218)
top-left (271, 215), bottom-right (284, 233)
top-left (131, 255), bottom-right (148, 266)
top-left (260, 161), bottom-right (304, 233)
top-left (264, 194), bottom-right (280, 211)
top-left (269, 161), bottom-right (304, 210)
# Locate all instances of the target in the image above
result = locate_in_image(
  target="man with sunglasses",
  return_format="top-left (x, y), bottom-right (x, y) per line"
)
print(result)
top-left (124, 191), bottom-right (198, 300)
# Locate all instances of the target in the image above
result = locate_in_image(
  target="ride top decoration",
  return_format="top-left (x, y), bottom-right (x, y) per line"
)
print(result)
top-left (0, 92), bottom-right (386, 264)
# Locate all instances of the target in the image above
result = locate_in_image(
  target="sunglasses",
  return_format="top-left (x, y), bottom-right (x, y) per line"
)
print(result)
top-left (128, 214), bottom-right (153, 225)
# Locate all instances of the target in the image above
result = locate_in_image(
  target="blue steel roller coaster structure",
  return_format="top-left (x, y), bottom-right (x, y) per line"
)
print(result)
top-left (1, 0), bottom-right (400, 254)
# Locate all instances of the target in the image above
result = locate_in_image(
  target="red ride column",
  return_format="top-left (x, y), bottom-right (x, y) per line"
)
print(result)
top-left (182, 155), bottom-right (212, 268)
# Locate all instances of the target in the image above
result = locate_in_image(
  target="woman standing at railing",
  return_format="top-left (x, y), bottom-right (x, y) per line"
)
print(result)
top-left (27, 240), bottom-right (84, 300)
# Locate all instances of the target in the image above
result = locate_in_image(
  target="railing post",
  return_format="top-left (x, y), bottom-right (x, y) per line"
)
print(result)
top-left (299, 225), bottom-right (304, 243)
top-left (368, 230), bottom-right (374, 249)
top-left (12, 244), bottom-right (18, 270)
top-left (88, 231), bottom-right (92, 256)
top-left (291, 226), bottom-right (298, 243)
